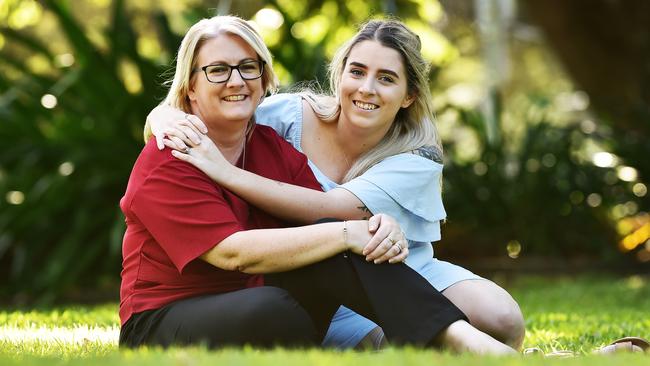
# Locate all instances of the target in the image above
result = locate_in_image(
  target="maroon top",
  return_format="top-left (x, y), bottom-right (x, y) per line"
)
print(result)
top-left (119, 125), bottom-right (322, 325)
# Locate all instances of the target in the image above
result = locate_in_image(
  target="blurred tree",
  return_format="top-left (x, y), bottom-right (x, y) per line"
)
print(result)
top-left (252, 0), bottom-right (454, 86)
top-left (430, 0), bottom-right (649, 266)
top-left (523, 0), bottom-right (650, 203)
top-left (0, 0), bottom-right (178, 303)
top-left (0, 0), bottom-right (646, 303)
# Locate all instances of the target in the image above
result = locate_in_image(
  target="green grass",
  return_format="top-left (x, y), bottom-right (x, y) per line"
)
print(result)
top-left (1, 275), bottom-right (649, 365)
top-left (512, 275), bottom-right (650, 354)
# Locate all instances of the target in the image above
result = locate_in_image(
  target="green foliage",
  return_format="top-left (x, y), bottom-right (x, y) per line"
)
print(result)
top-left (261, 0), bottom-right (452, 86)
top-left (0, 0), bottom-right (176, 303)
top-left (0, 0), bottom-right (646, 304)
top-left (440, 100), bottom-right (638, 259)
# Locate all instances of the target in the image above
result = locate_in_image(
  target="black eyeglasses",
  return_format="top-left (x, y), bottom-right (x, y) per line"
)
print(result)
top-left (194, 60), bottom-right (266, 83)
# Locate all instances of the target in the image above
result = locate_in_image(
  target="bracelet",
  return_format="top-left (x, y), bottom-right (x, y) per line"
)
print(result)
top-left (342, 221), bottom-right (348, 248)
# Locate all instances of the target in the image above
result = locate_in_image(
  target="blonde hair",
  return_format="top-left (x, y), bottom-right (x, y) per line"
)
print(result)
top-left (301, 19), bottom-right (442, 182)
top-left (144, 15), bottom-right (278, 141)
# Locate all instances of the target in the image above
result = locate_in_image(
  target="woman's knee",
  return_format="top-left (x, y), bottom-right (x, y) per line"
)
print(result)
top-left (443, 280), bottom-right (525, 348)
top-left (245, 287), bottom-right (305, 320)
top-left (242, 287), bottom-right (318, 345)
top-left (490, 300), bottom-right (525, 347)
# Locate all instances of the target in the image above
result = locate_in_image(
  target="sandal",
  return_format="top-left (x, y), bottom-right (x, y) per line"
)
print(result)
top-left (594, 336), bottom-right (650, 354)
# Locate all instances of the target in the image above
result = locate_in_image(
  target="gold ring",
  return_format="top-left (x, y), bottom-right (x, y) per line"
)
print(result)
top-left (388, 237), bottom-right (396, 245)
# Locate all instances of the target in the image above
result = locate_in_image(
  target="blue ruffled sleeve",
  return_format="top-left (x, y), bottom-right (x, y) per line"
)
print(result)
top-left (339, 154), bottom-right (446, 242)
top-left (255, 93), bottom-right (303, 150)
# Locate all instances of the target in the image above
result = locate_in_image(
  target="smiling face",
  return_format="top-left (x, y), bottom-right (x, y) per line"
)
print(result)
top-left (338, 40), bottom-right (414, 135)
top-left (188, 33), bottom-right (263, 132)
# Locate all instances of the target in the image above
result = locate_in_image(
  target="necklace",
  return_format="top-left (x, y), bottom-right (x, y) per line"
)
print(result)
top-left (239, 137), bottom-right (246, 170)
top-left (237, 128), bottom-right (249, 170)
top-left (238, 123), bottom-right (254, 170)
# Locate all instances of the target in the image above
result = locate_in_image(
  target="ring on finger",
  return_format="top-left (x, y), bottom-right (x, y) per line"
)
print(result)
top-left (388, 237), bottom-right (397, 245)
top-left (394, 242), bottom-right (402, 253)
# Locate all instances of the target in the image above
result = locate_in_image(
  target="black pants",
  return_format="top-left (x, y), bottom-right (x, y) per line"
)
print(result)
top-left (268, 252), bottom-right (466, 345)
top-left (120, 252), bottom-right (466, 349)
top-left (119, 286), bottom-right (318, 348)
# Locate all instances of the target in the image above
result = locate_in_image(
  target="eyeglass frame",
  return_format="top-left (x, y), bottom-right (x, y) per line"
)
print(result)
top-left (192, 60), bottom-right (266, 84)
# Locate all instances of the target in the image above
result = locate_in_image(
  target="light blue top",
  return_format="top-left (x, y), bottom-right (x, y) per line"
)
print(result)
top-left (255, 93), bottom-right (475, 348)
top-left (256, 93), bottom-right (446, 243)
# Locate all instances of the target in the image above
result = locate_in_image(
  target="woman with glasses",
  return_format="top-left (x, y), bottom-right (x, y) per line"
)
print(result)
top-left (147, 19), bottom-right (524, 350)
top-left (120, 15), bottom-right (515, 354)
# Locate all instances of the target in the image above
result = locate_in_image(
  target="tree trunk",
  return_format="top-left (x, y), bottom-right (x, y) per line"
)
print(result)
top-left (523, 0), bottom-right (650, 188)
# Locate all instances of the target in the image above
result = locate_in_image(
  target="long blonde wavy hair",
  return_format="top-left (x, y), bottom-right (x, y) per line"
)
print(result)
top-left (144, 15), bottom-right (278, 141)
top-left (301, 19), bottom-right (442, 182)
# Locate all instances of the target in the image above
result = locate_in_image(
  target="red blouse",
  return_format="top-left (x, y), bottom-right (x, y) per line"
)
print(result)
top-left (119, 125), bottom-right (322, 325)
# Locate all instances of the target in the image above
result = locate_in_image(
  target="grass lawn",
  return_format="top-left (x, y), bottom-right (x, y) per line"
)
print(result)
top-left (1, 274), bottom-right (648, 365)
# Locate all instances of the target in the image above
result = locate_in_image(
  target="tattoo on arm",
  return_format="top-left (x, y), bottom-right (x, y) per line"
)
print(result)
top-left (357, 205), bottom-right (372, 220)
top-left (410, 145), bottom-right (443, 164)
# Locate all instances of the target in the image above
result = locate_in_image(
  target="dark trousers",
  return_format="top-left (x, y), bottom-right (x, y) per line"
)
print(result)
top-left (119, 286), bottom-right (318, 348)
top-left (268, 252), bottom-right (466, 346)
top-left (120, 252), bottom-right (466, 349)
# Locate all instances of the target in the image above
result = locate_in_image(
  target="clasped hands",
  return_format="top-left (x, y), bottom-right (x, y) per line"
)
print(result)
top-left (346, 214), bottom-right (409, 264)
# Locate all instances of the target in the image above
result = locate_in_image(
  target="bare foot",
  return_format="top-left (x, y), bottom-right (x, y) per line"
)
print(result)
top-left (438, 320), bottom-right (517, 355)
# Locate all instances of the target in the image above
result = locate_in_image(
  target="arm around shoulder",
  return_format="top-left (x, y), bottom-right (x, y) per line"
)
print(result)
top-left (218, 167), bottom-right (371, 223)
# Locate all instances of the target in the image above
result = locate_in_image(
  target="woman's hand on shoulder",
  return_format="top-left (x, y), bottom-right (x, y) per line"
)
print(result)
top-left (344, 215), bottom-right (408, 264)
top-left (171, 134), bottom-right (232, 184)
top-left (147, 104), bottom-right (207, 150)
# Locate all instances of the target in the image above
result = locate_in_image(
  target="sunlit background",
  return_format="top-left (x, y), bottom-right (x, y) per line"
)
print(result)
top-left (1, 0), bottom-right (648, 304)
